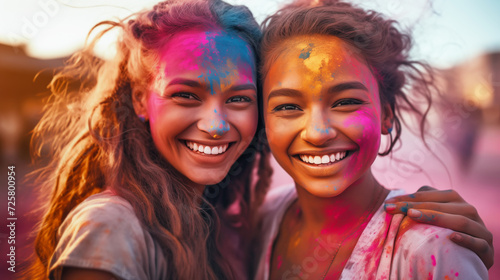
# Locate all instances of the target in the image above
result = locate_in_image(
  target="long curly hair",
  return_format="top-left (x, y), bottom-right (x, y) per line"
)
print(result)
top-left (260, 0), bottom-right (438, 155)
top-left (27, 0), bottom-right (272, 279)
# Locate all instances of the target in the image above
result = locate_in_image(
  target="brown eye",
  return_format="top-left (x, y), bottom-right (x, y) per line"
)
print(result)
top-left (172, 92), bottom-right (200, 100)
top-left (272, 104), bottom-right (302, 111)
top-left (227, 96), bottom-right (252, 103)
top-left (332, 99), bottom-right (363, 108)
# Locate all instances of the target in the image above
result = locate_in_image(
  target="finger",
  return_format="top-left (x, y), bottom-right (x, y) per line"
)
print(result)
top-left (449, 232), bottom-right (494, 269)
top-left (385, 189), bottom-right (464, 204)
top-left (406, 209), bottom-right (493, 244)
top-left (384, 202), bottom-right (482, 222)
top-left (417, 185), bottom-right (436, 192)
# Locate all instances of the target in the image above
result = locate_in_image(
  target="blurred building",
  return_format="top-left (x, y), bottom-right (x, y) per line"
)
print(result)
top-left (0, 43), bottom-right (65, 163)
top-left (440, 51), bottom-right (500, 124)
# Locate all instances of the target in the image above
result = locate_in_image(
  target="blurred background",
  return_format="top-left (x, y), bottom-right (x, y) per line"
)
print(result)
top-left (0, 0), bottom-right (499, 278)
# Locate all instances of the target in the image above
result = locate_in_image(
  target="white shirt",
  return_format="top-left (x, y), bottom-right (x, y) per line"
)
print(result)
top-left (252, 184), bottom-right (488, 280)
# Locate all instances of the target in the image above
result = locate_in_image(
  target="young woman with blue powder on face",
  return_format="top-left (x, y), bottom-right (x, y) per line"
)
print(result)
top-left (28, 1), bottom-right (271, 279)
top-left (27, 0), bottom-right (493, 279)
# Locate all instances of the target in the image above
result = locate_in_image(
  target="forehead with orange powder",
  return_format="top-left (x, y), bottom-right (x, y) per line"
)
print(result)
top-left (266, 35), bottom-right (378, 100)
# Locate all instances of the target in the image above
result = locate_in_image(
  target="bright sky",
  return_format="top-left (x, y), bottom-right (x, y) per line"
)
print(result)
top-left (0, 0), bottom-right (499, 68)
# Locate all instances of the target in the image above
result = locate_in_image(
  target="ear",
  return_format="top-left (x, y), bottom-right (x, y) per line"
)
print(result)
top-left (132, 91), bottom-right (149, 121)
top-left (381, 102), bottom-right (394, 135)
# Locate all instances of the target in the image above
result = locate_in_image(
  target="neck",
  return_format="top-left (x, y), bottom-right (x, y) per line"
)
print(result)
top-left (177, 177), bottom-right (206, 202)
top-left (294, 170), bottom-right (388, 233)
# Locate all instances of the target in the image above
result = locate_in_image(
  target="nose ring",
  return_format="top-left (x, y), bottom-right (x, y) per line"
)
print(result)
top-left (212, 134), bottom-right (222, 139)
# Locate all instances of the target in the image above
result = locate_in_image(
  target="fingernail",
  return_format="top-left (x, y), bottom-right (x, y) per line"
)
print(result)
top-left (408, 209), bottom-right (422, 218)
top-left (451, 233), bottom-right (463, 241)
top-left (384, 203), bottom-right (396, 211)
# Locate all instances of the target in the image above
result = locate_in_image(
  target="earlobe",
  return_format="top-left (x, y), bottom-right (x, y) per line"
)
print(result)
top-left (381, 103), bottom-right (394, 135)
top-left (132, 91), bottom-right (149, 122)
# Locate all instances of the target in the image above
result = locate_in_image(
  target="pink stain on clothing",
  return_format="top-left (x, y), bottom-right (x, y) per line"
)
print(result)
top-left (431, 254), bottom-right (436, 266)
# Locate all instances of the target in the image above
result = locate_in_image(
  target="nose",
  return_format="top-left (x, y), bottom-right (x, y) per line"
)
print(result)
top-left (197, 109), bottom-right (230, 139)
top-left (301, 109), bottom-right (336, 146)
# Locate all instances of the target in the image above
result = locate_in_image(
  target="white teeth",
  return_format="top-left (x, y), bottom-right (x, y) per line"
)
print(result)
top-left (313, 156), bottom-right (321, 164)
top-left (204, 146), bottom-right (211, 154)
top-left (186, 141), bottom-right (229, 155)
top-left (299, 151), bottom-right (348, 165)
top-left (300, 155), bottom-right (308, 163)
top-left (321, 155), bottom-right (329, 164)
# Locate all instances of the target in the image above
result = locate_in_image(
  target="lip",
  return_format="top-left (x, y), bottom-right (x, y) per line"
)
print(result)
top-left (180, 139), bottom-right (236, 164)
top-left (182, 139), bottom-right (234, 146)
top-left (292, 148), bottom-right (355, 156)
top-left (291, 150), bottom-right (354, 177)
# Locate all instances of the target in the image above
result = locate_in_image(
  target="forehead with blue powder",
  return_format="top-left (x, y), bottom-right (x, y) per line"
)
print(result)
top-left (154, 29), bottom-right (256, 96)
top-left (197, 30), bottom-right (256, 95)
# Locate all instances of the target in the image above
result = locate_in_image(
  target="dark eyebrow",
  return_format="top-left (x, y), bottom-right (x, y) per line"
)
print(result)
top-left (327, 82), bottom-right (368, 94)
top-left (267, 88), bottom-right (302, 102)
top-left (227, 84), bottom-right (257, 92)
top-left (168, 78), bottom-right (204, 88)
top-left (267, 82), bottom-right (368, 102)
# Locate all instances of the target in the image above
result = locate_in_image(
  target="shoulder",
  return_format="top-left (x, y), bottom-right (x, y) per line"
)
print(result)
top-left (60, 190), bottom-right (141, 233)
top-left (49, 191), bottom-right (155, 280)
top-left (392, 222), bottom-right (488, 279)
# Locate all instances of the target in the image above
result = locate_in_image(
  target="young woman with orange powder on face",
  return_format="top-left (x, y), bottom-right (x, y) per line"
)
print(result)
top-left (27, 0), bottom-right (492, 279)
top-left (254, 0), bottom-right (490, 279)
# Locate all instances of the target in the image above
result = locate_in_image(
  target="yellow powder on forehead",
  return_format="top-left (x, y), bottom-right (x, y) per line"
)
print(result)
top-left (285, 35), bottom-right (348, 74)
top-left (303, 52), bottom-right (331, 73)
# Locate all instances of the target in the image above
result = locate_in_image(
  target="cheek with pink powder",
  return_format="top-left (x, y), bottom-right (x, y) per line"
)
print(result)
top-left (341, 107), bottom-right (381, 180)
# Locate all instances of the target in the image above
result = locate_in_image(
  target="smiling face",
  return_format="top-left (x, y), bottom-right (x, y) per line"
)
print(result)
top-left (135, 29), bottom-right (258, 188)
top-left (263, 35), bottom-right (390, 197)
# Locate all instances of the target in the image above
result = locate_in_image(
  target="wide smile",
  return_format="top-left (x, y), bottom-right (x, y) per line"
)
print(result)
top-left (297, 151), bottom-right (349, 166)
top-left (290, 149), bottom-right (353, 177)
top-left (183, 140), bottom-right (231, 156)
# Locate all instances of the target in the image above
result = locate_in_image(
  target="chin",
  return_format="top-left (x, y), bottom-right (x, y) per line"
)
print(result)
top-left (189, 171), bottom-right (228, 186)
top-left (296, 178), bottom-right (350, 198)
